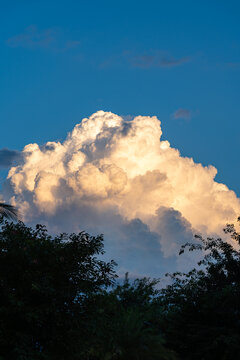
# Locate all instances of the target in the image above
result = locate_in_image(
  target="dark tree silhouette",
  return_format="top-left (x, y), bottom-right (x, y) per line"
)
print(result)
top-left (0, 220), bottom-right (116, 359)
top-left (0, 220), bottom-right (175, 360)
top-left (86, 274), bottom-right (176, 359)
top-left (3, 213), bottom-right (239, 359)
top-left (160, 217), bottom-right (240, 360)
top-left (0, 202), bottom-right (18, 220)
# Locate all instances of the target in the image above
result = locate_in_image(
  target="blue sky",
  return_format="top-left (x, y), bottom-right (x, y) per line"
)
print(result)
top-left (1, 0), bottom-right (240, 195)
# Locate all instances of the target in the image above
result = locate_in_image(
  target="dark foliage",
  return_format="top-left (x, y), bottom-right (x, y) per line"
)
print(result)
top-left (0, 220), bottom-right (174, 360)
top-left (0, 220), bottom-right (116, 359)
top-left (85, 274), bottom-right (176, 359)
top-left (0, 202), bottom-right (18, 220)
top-left (160, 217), bottom-right (240, 360)
top-left (2, 215), bottom-right (239, 360)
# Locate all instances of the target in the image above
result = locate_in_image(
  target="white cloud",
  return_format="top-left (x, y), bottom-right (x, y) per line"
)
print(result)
top-left (4, 111), bottom-right (240, 277)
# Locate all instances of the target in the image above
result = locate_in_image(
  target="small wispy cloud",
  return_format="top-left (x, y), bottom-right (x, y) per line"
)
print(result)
top-left (64, 40), bottom-right (81, 49)
top-left (158, 56), bottom-right (191, 68)
top-left (130, 52), bottom-right (191, 69)
top-left (7, 25), bottom-right (55, 49)
top-left (7, 25), bottom-right (80, 51)
top-left (172, 108), bottom-right (192, 120)
top-left (0, 148), bottom-right (21, 168)
top-left (225, 62), bottom-right (240, 69)
top-left (100, 50), bottom-right (191, 69)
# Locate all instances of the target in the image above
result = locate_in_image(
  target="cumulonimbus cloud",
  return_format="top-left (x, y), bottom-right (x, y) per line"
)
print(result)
top-left (4, 111), bottom-right (240, 277)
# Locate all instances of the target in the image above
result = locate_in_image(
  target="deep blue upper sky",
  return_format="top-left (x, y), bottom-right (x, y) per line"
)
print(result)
top-left (1, 0), bottom-right (240, 195)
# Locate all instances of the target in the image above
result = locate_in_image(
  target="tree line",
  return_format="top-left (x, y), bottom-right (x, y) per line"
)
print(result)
top-left (0, 203), bottom-right (240, 359)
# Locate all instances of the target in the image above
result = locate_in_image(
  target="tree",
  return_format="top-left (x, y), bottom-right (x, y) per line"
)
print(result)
top-left (0, 216), bottom-right (177, 360)
top-left (0, 219), bottom-right (116, 359)
top-left (160, 217), bottom-right (240, 360)
top-left (0, 202), bottom-right (18, 220)
top-left (85, 274), bottom-right (177, 360)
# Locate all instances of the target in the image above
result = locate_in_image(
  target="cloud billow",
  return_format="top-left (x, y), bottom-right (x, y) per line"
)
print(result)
top-left (4, 111), bottom-right (240, 277)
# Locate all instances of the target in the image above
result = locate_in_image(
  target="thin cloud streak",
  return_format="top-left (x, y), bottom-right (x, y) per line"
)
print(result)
top-left (172, 108), bottom-right (192, 120)
top-left (159, 56), bottom-right (191, 68)
top-left (225, 62), bottom-right (240, 69)
top-left (100, 51), bottom-right (192, 69)
top-left (131, 54), bottom-right (191, 69)
top-left (7, 25), bottom-right (80, 51)
top-left (7, 25), bottom-right (56, 49)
